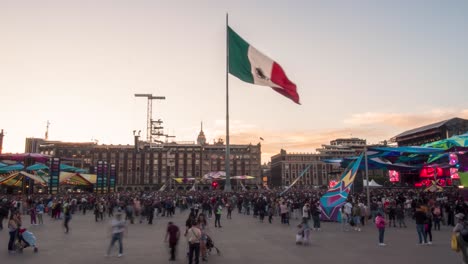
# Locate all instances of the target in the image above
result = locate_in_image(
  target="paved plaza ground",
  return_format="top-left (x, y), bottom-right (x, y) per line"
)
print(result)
top-left (0, 210), bottom-right (461, 264)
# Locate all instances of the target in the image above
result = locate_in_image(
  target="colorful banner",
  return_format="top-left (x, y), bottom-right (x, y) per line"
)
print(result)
top-left (459, 172), bottom-right (468, 187)
top-left (49, 158), bottom-right (61, 194)
top-left (320, 154), bottom-right (363, 221)
top-left (102, 161), bottom-right (108, 193)
top-left (95, 160), bottom-right (107, 193)
top-left (108, 163), bottom-right (116, 192)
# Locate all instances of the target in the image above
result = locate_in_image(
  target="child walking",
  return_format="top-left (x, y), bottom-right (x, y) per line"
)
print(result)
top-left (375, 213), bottom-right (386, 246)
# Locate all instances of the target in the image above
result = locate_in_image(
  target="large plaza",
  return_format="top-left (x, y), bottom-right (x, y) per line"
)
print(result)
top-left (1, 210), bottom-right (460, 264)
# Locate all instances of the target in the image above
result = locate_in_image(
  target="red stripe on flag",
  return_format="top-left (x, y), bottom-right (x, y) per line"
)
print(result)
top-left (270, 62), bottom-right (300, 104)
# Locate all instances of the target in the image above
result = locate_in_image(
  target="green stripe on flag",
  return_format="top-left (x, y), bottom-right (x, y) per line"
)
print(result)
top-left (460, 172), bottom-right (468, 187)
top-left (228, 26), bottom-right (254, 83)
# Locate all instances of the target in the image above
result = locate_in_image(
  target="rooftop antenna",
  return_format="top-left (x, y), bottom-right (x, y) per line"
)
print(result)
top-left (0, 129), bottom-right (4, 154)
top-left (45, 120), bottom-right (51, 140)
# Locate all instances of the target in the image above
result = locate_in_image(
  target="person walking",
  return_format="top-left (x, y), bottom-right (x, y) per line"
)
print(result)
top-left (106, 211), bottom-right (127, 257)
top-left (214, 204), bottom-right (222, 228)
top-left (375, 213), bottom-right (386, 246)
top-left (197, 214), bottom-right (208, 261)
top-left (7, 214), bottom-right (18, 254)
top-left (187, 221), bottom-right (202, 264)
top-left (165, 221), bottom-right (180, 261)
top-left (453, 213), bottom-right (468, 263)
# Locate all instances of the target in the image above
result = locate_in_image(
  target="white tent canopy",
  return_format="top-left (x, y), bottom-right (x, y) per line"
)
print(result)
top-left (363, 179), bottom-right (382, 187)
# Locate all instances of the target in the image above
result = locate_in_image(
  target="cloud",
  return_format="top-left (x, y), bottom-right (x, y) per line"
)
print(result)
top-left (207, 125), bottom-right (387, 163)
top-left (344, 109), bottom-right (468, 128)
top-left (202, 109), bottom-right (468, 163)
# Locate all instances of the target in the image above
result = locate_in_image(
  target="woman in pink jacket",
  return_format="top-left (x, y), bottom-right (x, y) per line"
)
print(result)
top-left (375, 213), bottom-right (386, 246)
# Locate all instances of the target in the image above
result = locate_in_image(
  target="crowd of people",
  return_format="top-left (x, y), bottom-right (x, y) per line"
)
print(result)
top-left (1, 186), bottom-right (468, 263)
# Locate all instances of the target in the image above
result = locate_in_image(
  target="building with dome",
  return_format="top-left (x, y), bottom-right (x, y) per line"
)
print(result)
top-left (32, 125), bottom-right (261, 191)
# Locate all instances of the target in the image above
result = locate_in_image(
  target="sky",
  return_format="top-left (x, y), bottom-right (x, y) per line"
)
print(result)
top-left (1, 0), bottom-right (468, 162)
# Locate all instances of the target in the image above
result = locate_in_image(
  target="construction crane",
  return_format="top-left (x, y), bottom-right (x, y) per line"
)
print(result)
top-left (134, 94), bottom-right (165, 142)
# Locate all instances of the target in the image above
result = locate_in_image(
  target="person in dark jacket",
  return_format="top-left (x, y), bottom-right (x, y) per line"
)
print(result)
top-left (414, 206), bottom-right (428, 245)
top-left (0, 203), bottom-right (9, 230)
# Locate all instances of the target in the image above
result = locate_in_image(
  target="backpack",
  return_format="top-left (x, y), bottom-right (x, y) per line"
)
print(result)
top-left (460, 222), bottom-right (468, 242)
top-left (375, 217), bottom-right (385, 229)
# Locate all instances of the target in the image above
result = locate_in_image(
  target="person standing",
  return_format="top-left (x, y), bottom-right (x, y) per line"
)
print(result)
top-left (165, 221), bottom-right (180, 261)
top-left (352, 203), bottom-right (362, 232)
top-left (280, 202), bottom-right (289, 225)
top-left (0, 202), bottom-right (8, 230)
top-left (375, 213), bottom-right (386, 246)
top-left (258, 202), bottom-right (266, 223)
top-left (425, 211), bottom-right (433, 245)
top-left (194, 202), bottom-right (200, 216)
top-left (29, 205), bottom-right (37, 225)
top-left (344, 201), bottom-right (353, 223)
top-left (302, 203), bottom-right (310, 223)
top-left (187, 221), bottom-right (202, 264)
top-left (388, 203), bottom-right (396, 228)
top-left (433, 204), bottom-right (442, 231)
top-left (36, 202), bottom-right (44, 225)
top-left (106, 211), bottom-right (127, 257)
top-left (341, 205), bottom-right (349, 231)
top-left (214, 204), bottom-right (222, 228)
top-left (81, 197), bottom-right (88, 215)
top-left (311, 203), bottom-right (321, 231)
top-left (268, 204), bottom-right (274, 224)
top-left (226, 202), bottom-right (232, 219)
top-left (147, 202), bottom-right (155, 225)
top-left (64, 205), bottom-right (72, 234)
top-left (396, 205), bottom-right (407, 228)
top-left (415, 206), bottom-right (428, 245)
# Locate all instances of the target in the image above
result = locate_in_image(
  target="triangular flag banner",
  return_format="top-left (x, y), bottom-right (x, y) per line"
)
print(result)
top-left (319, 154), bottom-right (363, 222)
top-left (228, 26), bottom-right (300, 104)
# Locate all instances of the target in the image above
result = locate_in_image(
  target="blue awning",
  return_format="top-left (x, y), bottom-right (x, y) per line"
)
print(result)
top-left (0, 163), bottom-right (24, 173)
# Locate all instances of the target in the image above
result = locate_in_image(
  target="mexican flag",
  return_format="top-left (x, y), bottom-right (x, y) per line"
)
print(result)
top-left (228, 26), bottom-right (300, 104)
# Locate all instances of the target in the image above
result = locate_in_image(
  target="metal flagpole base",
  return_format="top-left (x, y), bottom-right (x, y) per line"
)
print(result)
top-left (224, 182), bottom-right (232, 192)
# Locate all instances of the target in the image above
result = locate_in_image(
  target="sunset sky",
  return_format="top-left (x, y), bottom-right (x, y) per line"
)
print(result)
top-left (1, 0), bottom-right (467, 162)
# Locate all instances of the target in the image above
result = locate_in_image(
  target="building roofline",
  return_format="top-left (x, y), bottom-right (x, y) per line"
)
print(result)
top-left (394, 117), bottom-right (468, 140)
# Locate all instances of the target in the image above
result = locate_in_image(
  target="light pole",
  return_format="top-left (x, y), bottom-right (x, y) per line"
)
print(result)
top-left (364, 146), bottom-right (370, 209)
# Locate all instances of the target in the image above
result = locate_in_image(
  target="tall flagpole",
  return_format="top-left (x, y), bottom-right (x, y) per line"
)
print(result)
top-left (225, 13), bottom-right (232, 192)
